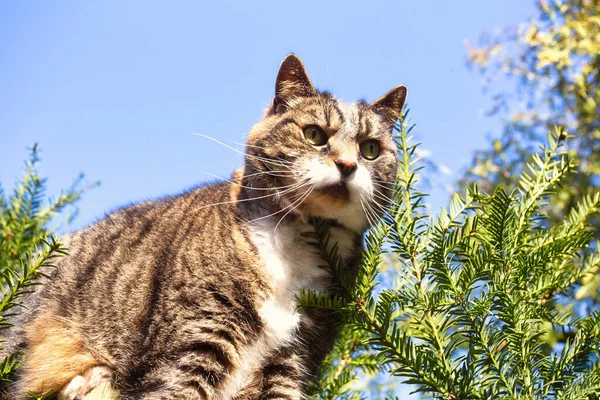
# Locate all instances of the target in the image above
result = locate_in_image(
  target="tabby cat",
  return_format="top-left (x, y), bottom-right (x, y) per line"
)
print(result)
top-left (3, 54), bottom-right (406, 399)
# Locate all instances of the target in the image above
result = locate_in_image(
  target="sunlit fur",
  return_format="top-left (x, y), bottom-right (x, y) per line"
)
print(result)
top-left (2, 55), bottom-right (406, 400)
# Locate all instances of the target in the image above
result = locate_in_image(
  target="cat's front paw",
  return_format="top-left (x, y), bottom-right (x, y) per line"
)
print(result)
top-left (57, 366), bottom-right (113, 400)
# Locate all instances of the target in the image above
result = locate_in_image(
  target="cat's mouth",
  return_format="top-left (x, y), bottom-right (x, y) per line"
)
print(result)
top-left (316, 182), bottom-right (350, 199)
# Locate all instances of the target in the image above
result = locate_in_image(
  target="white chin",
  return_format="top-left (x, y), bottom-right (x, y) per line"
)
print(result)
top-left (302, 158), bottom-right (375, 231)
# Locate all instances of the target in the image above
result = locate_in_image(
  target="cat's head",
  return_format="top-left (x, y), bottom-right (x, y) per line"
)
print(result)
top-left (244, 54), bottom-right (406, 232)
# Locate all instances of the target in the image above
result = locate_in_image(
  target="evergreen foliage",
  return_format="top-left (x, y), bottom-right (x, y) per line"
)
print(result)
top-left (464, 0), bottom-right (600, 299)
top-left (1, 133), bottom-right (598, 399)
top-left (0, 145), bottom-right (95, 382)
top-left (302, 120), bottom-right (600, 399)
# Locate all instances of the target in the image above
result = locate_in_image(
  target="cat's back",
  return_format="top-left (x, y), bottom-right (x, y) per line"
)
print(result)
top-left (56, 180), bottom-right (237, 280)
top-left (9, 180), bottom-right (272, 394)
top-left (1, 184), bottom-right (218, 359)
top-left (44, 180), bottom-right (255, 325)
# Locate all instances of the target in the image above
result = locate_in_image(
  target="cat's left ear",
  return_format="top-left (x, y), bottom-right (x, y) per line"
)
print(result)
top-left (369, 85), bottom-right (408, 126)
top-left (274, 54), bottom-right (316, 112)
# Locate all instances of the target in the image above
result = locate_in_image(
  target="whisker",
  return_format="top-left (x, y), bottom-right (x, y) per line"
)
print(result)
top-left (372, 178), bottom-right (397, 187)
top-left (359, 193), bottom-right (378, 228)
top-left (370, 199), bottom-right (392, 219)
top-left (371, 191), bottom-right (399, 209)
top-left (370, 189), bottom-right (392, 203)
top-left (369, 199), bottom-right (401, 235)
top-left (195, 181), bottom-right (307, 212)
top-left (196, 171), bottom-right (304, 192)
top-left (371, 186), bottom-right (400, 206)
top-left (371, 182), bottom-right (398, 197)
top-left (366, 200), bottom-right (381, 225)
top-left (364, 191), bottom-right (392, 224)
top-left (242, 170), bottom-right (298, 178)
top-left (191, 132), bottom-right (293, 169)
top-left (367, 205), bottom-right (380, 228)
top-left (228, 140), bottom-right (300, 162)
top-left (371, 183), bottom-right (398, 195)
top-left (359, 197), bottom-right (373, 228)
top-left (242, 184), bottom-right (314, 228)
top-left (274, 185), bottom-right (315, 234)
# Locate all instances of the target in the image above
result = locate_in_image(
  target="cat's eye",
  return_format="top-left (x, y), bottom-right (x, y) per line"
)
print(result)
top-left (360, 140), bottom-right (380, 160)
top-left (303, 126), bottom-right (328, 146)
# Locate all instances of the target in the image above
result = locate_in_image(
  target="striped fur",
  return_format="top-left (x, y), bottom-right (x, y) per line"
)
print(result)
top-left (4, 55), bottom-right (406, 399)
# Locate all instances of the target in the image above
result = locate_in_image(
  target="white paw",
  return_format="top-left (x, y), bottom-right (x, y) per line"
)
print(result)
top-left (58, 375), bottom-right (87, 400)
top-left (57, 366), bottom-right (113, 400)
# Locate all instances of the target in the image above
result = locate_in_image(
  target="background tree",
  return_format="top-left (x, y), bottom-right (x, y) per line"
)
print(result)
top-left (464, 0), bottom-right (600, 298)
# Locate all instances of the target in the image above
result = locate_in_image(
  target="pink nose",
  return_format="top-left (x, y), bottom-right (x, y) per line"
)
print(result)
top-left (335, 159), bottom-right (357, 177)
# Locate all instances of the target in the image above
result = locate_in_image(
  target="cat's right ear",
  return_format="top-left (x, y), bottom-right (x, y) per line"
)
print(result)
top-left (369, 85), bottom-right (408, 126)
top-left (274, 54), bottom-right (316, 113)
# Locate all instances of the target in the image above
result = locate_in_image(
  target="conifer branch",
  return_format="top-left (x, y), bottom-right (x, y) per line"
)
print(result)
top-left (303, 124), bottom-right (600, 399)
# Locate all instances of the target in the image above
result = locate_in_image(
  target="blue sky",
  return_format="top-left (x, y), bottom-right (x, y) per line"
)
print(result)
top-left (1, 1), bottom-right (535, 230)
top-left (1, 1), bottom-right (535, 397)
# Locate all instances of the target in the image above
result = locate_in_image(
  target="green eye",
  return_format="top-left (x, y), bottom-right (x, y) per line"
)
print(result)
top-left (303, 126), bottom-right (328, 146)
top-left (360, 140), bottom-right (380, 160)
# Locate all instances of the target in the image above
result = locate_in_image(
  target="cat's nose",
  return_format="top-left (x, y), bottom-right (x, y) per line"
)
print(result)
top-left (335, 159), bottom-right (358, 177)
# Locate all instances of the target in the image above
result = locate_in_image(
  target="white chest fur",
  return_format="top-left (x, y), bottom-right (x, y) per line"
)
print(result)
top-left (219, 218), bottom-right (355, 399)
top-left (251, 218), bottom-right (355, 339)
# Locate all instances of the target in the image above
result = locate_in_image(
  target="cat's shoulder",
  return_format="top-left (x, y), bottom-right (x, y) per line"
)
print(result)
top-left (64, 181), bottom-right (232, 243)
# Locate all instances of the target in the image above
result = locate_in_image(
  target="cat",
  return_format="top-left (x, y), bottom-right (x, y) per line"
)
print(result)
top-left (3, 54), bottom-right (406, 399)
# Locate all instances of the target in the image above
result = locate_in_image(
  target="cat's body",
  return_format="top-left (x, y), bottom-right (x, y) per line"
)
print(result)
top-left (17, 181), bottom-right (355, 399)
top-left (3, 55), bottom-right (406, 399)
